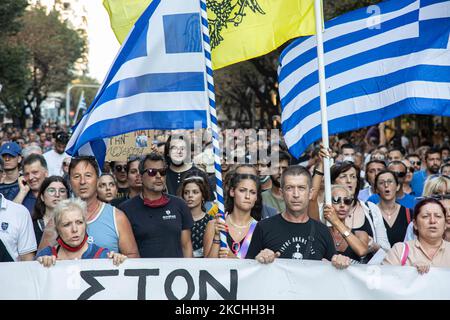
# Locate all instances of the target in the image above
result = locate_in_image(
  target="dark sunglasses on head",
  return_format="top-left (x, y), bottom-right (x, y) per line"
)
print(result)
top-left (332, 196), bottom-right (353, 205)
top-left (430, 193), bottom-right (450, 201)
top-left (392, 171), bottom-right (406, 178)
top-left (114, 165), bottom-right (128, 172)
top-left (143, 168), bottom-right (167, 177)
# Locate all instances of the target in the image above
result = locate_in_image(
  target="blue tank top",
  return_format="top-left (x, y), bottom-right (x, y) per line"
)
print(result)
top-left (87, 203), bottom-right (119, 252)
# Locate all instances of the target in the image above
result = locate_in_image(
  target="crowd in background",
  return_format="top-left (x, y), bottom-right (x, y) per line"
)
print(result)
top-left (0, 119), bottom-right (449, 273)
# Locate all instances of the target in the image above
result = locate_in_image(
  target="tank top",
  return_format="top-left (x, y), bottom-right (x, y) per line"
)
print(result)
top-left (383, 205), bottom-right (411, 247)
top-left (87, 203), bottom-right (119, 253)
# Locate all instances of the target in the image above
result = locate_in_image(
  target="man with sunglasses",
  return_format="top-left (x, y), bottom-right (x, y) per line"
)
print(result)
top-left (406, 154), bottom-right (422, 173)
top-left (111, 161), bottom-right (129, 199)
top-left (119, 152), bottom-right (194, 258)
top-left (366, 161), bottom-right (417, 209)
top-left (411, 148), bottom-right (442, 197)
top-left (111, 156), bottom-right (143, 207)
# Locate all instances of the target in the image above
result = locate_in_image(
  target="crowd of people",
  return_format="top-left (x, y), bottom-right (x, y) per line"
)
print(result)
top-left (0, 120), bottom-right (449, 276)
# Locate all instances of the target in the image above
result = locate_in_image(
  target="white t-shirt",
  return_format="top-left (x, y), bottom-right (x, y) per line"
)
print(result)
top-left (43, 149), bottom-right (68, 177)
top-left (0, 194), bottom-right (37, 261)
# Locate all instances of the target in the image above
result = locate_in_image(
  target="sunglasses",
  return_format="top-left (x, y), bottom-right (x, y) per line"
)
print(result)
top-left (331, 196), bottom-right (353, 205)
top-left (430, 193), bottom-right (450, 200)
top-left (392, 171), bottom-right (406, 178)
top-left (114, 165), bottom-right (128, 172)
top-left (409, 160), bottom-right (422, 166)
top-left (143, 168), bottom-right (167, 177)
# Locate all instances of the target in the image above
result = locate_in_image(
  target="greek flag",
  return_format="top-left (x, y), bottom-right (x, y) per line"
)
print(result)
top-left (279, 0), bottom-right (450, 159)
top-left (66, 0), bottom-right (209, 165)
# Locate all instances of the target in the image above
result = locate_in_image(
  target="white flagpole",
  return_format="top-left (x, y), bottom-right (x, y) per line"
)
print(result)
top-left (314, 0), bottom-right (332, 205)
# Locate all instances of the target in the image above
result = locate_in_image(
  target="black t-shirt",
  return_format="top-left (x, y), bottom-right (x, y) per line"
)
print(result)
top-left (110, 196), bottom-right (129, 208)
top-left (166, 166), bottom-right (215, 200)
top-left (116, 187), bottom-right (129, 200)
top-left (384, 206), bottom-right (411, 247)
top-left (246, 214), bottom-right (336, 261)
top-left (118, 194), bottom-right (194, 258)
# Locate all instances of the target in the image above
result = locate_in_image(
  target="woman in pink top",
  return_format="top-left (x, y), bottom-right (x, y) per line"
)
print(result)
top-left (383, 198), bottom-right (450, 274)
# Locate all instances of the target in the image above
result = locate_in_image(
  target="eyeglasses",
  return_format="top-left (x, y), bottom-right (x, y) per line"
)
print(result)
top-left (409, 160), bottom-right (421, 166)
top-left (377, 179), bottom-right (396, 187)
top-left (114, 165), bottom-right (128, 172)
top-left (46, 187), bottom-right (68, 196)
top-left (170, 146), bottom-right (186, 152)
top-left (143, 168), bottom-right (167, 177)
top-left (391, 171), bottom-right (406, 178)
top-left (331, 197), bottom-right (353, 205)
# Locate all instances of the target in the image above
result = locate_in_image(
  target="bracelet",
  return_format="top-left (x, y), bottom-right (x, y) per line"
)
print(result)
top-left (213, 239), bottom-right (221, 244)
top-left (313, 168), bottom-right (324, 176)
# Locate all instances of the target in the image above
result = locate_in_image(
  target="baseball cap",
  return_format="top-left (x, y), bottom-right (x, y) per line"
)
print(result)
top-left (0, 142), bottom-right (21, 157)
top-left (55, 131), bottom-right (69, 144)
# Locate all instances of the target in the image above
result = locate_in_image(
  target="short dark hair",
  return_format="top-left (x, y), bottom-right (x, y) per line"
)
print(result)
top-left (69, 156), bottom-right (100, 177)
top-left (388, 147), bottom-right (405, 156)
top-left (374, 169), bottom-right (399, 192)
top-left (269, 150), bottom-right (291, 167)
top-left (23, 154), bottom-right (48, 170)
top-left (406, 153), bottom-right (420, 160)
top-left (139, 152), bottom-right (167, 174)
top-left (340, 143), bottom-right (355, 152)
top-left (126, 155), bottom-right (143, 174)
top-left (412, 198), bottom-right (447, 236)
top-left (425, 148), bottom-right (441, 160)
top-left (331, 161), bottom-right (361, 204)
top-left (366, 159), bottom-right (387, 172)
top-left (280, 165), bottom-right (311, 189)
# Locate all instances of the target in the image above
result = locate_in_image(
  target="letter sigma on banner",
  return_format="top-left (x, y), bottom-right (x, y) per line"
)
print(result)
top-left (1, 259), bottom-right (450, 300)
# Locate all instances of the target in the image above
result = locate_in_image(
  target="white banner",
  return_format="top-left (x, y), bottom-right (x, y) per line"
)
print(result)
top-left (1, 259), bottom-right (449, 300)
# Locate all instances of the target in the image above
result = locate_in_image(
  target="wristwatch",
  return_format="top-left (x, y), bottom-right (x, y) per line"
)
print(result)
top-left (342, 230), bottom-right (351, 238)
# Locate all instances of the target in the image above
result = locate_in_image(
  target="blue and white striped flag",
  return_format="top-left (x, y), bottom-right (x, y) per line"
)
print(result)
top-left (279, 0), bottom-right (450, 159)
top-left (66, 0), bottom-right (209, 165)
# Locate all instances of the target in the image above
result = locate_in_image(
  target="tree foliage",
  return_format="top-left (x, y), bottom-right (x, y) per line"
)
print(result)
top-left (215, 0), bottom-right (383, 128)
top-left (0, 0), bottom-right (29, 124)
top-left (6, 6), bottom-right (87, 128)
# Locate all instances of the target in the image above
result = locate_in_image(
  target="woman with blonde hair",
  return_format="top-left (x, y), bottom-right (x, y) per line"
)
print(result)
top-left (35, 198), bottom-right (127, 267)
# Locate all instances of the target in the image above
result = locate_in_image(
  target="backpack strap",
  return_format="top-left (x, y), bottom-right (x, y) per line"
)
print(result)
top-left (400, 242), bottom-right (409, 266)
top-left (405, 208), bottom-right (411, 225)
top-left (93, 247), bottom-right (106, 259)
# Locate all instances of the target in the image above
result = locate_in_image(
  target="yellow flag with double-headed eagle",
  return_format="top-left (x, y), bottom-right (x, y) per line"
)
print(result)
top-left (103, 0), bottom-right (316, 70)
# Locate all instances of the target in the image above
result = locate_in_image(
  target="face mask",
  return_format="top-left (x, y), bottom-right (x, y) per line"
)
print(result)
top-left (343, 156), bottom-right (355, 163)
top-left (259, 175), bottom-right (270, 184)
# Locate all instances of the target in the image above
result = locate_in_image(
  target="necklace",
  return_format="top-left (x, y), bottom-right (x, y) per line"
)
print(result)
top-left (228, 216), bottom-right (253, 236)
top-left (381, 203), bottom-right (398, 220)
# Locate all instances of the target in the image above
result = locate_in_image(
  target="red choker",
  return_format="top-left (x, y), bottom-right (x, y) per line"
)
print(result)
top-left (143, 194), bottom-right (170, 208)
top-left (57, 234), bottom-right (88, 252)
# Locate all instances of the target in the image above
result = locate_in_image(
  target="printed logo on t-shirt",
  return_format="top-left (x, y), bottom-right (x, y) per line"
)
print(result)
top-left (87, 236), bottom-right (94, 244)
top-left (279, 236), bottom-right (315, 260)
top-left (1, 222), bottom-right (8, 232)
top-left (163, 210), bottom-right (177, 220)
